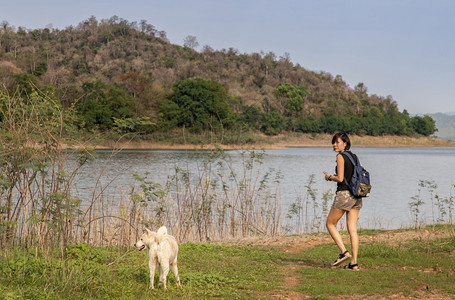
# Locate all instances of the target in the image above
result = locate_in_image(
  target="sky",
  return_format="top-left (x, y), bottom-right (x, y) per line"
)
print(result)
top-left (1, 0), bottom-right (454, 114)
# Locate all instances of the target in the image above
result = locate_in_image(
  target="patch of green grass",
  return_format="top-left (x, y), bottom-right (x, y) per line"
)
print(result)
top-left (0, 242), bottom-right (286, 299)
top-left (291, 237), bottom-right (455, 298)
top-left (178, 243), bottom-right (286, 298)
top-left (357, 228), bottom-right (388, 236)
top-left (405, 235), bottom-right (455, 256)
top-left (2, 227), bottom-right (455, 299)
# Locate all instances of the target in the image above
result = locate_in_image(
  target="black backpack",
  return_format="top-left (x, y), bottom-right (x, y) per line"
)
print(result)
top-left (342, 152), bottom-right (372, 197)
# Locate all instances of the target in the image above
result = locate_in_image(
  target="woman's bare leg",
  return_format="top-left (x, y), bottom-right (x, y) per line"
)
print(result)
top-left (326, 207), bottom-right (347, 253)
top-left (346, 208), bottom-right (360, 267)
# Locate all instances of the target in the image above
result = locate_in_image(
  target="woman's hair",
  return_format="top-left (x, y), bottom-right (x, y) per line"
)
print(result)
top-left (332, 132), bottom-right (351, 150)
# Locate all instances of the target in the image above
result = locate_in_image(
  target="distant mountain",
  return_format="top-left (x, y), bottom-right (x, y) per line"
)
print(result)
top-left (429, 113), bottom-right (455, 140)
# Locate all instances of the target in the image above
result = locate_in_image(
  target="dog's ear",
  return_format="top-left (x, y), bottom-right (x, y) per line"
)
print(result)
top-left (157, 226), bottom-right (168, 236)
top-left (145, 228), bottom-right (153, 235)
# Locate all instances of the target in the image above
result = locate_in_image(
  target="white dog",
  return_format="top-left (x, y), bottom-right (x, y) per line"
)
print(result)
top-left (134, 226), bottom-right (181, 289)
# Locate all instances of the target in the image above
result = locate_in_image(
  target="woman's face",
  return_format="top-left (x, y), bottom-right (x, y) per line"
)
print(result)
top-left (332, 137), bottom-right (347, 153)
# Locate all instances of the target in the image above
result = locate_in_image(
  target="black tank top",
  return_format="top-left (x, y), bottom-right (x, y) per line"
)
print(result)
top-left (335, 151), bottom-right (357, 192)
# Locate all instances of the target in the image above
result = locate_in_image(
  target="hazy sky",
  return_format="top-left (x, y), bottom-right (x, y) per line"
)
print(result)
top-left (2, 0), bottom-right (454, 114)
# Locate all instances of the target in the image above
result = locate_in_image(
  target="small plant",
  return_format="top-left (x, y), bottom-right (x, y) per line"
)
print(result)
top-left (447, 184), bottom-right (455, 224)
top-left (419, 179), bottom-right (438, 224)
top-left (321, 189), bottom-right (334, 224)
top-left (409, 191), bottom-right (424, 229)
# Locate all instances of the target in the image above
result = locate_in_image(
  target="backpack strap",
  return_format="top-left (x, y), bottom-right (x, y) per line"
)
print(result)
top-left (341, 152), bottom-right (357, 186)
top-left (341, 151), bottom-right (358, 167)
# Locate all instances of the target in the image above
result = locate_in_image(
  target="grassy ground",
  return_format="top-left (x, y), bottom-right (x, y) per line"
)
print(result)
top-left (1, 225), bottom-right (454, 299)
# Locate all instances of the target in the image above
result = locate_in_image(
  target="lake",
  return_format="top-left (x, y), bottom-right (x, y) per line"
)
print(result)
top-left (75, 147), bottom-right (455, 231)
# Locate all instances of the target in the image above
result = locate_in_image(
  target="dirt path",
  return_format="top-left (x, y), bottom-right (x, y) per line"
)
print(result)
top-left (220, 229), bottom-right (454, 299)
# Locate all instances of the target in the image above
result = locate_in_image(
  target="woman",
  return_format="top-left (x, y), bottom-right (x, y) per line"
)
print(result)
top-left (323, 132), bottom-right (361, 271)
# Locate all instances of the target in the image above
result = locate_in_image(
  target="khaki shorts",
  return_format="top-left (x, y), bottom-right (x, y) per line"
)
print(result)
top-left (332, 190), bottom-right (363, 211)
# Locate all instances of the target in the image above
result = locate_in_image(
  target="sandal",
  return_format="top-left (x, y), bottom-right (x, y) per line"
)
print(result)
top-left (343, 263), bottom-right (360, 271)
top-left (332, 250), bottom-right (351, 266)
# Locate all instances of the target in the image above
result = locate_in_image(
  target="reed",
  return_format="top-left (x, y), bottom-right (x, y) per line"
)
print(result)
top-left (0, 89), bottom-right (90, 253)
top-left (122, 149), bottom-right (284, 243)
top-left (286, 174), bottom-right (334, 234)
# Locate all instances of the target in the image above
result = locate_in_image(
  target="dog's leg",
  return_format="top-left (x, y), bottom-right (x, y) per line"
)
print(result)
top-left (159, 259), bottom-right (170, 290)
top-left (171, 261), bottom-right (181, 287)
top-left (149, 257), bottom-right (157, 289)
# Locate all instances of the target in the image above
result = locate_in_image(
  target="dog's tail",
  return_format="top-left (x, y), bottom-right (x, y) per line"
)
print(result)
top-left (156, 226), bottom-right (168, 244)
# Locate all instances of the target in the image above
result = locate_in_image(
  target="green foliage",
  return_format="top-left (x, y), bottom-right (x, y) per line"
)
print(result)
top-left (161, 56), bottom-right (175, 68)
top-left (76, 81), bottom-right (134, 131)
top-left (295, 115), bottom-right (321, 133)
top-left (113, 117), bottom-right (155, 134)
top-left (13, 74), bottom-right (38, 95)
top-left (411, 115), bottom-right (437, 136)
top-left (274, 83), bottom-right (308, 117)
top-left (261, 111), bottom-right (285, 135)
top-left (238, 105), bottom-right (262, 130)
top-left (66, 243), bottom-right (109, 262)
top-left (159, 78), bottom-right (235, 132)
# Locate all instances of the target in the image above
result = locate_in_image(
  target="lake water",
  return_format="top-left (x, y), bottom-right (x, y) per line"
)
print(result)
top-left (75, 147), bottom-right (455, 230)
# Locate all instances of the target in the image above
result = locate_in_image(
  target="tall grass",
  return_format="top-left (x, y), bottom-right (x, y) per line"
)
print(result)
top-left (0, 89), bottom-right (90, 252)
top-left (286, 174), bottom-right (334, 233)
top-left (105, 149), bottom-right (285, 243)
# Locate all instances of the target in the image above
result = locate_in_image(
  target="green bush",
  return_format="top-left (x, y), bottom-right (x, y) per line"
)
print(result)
top-left (158, 78), bottom-right (235, 133)
top-left (76, 81), bottom-right (134, 131)
top-left (261, 111), bottom-right (285, 135)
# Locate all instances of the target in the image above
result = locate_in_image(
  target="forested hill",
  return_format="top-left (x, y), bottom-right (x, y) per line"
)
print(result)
top-left (0, 16), bottom-right (436, 138)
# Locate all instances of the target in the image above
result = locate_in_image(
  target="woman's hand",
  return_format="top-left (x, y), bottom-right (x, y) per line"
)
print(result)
top-left (323, 172), bottom-right (331, 181)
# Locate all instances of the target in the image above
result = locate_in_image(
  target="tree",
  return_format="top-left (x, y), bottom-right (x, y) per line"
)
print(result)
top-left (320, 112), bottom-right (340, 134)
top-left (354, 82), bottom-right (368, 96)
top-left (261, 111), bottom-right (285, 135)
top-left (274, 83), bottom-right (308, 117)
top-left (295, 116), bottom-right (320, 133)
top-left (183, 35), bottom-right (199, 50)
top-left (76, 81), bottom-right (133, 130)
top-left (159, 78), bottom-right (234, 132)
top-left (411, 115), bottom-right (437, 136)
top-left (13, 73), bottom-right (38, 95)
top-left (239, 105), bottom-right (262, 130)
top-left (117, 72), bottom-right (167, 119)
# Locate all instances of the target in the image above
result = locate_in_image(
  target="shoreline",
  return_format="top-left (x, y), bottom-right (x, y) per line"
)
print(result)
top-left (83, 134), bottom-right (455, 150)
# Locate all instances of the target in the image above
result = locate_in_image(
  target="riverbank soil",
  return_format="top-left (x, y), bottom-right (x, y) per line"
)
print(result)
top-left (92, 134), bottom-right (455, 150)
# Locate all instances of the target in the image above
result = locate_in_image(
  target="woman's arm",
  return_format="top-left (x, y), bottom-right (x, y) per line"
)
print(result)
top-left (324, 154), bottom-right (345, 183)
